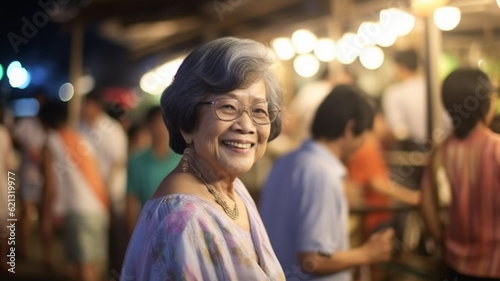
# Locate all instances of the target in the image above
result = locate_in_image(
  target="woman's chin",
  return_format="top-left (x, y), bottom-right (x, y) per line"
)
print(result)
top-left (222, 163), bottom-right (254, 178)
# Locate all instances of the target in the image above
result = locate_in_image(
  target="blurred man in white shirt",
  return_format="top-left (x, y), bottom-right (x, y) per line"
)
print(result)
top-left (80, 90), bottom-right (128, 275)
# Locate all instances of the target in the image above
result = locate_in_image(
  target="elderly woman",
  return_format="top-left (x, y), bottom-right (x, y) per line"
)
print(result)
top-left (121, 37), bottom-right (285, 280)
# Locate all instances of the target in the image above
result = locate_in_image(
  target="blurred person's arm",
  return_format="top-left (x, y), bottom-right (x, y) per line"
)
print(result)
top-left (348, 136), bottom-right (419, 205)
top-left (106, 126), bottom-right (128, 214)
top-left (295, 166), bottom-right (393, 276)
top-left (419, 152), bottom-right (444, 244)
top-left (297, 228), bottom-right (394, 275)
top-left (125, 157), bottom-right (140, 238)
top-left (108, 161), bottom-right (127, 210)
top-left (369, 177), bottom-right (420, 205)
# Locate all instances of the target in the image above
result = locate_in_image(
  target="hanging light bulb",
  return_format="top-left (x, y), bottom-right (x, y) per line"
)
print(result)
top-left (291, 29), bottom-right (317, 54)
top-left (390, 8), bottom-right (416, 36)
top-left (271, 37), bottom-right (295, 60)
top-left (376, 25), bottom-right (398, 47)
top-left (360, 46), bottom-right (385, 70)
top-left (314, 38), bottom-right (336, 62)
top-left (293, 54), bottom-right (320, 78)
top-left (336, 33), bottom-right (362, 64)
top-left (411, 0), bottom-right (450, 16)
top-left (357, 21), bottom-right (381, 47)
top-left (434, 6), bottom-right (461, 31)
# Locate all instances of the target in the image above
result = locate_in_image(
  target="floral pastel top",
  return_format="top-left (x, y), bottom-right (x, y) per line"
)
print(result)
top-left (121, 178), bottom-right (285, 281)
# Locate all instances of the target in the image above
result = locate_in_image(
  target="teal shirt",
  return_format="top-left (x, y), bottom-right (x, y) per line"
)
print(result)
top-left (127, 148), bottom-right (182, 207)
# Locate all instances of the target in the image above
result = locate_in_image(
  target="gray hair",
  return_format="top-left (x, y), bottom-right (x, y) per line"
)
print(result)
top-left (160, 37), bottom-right (284, 154)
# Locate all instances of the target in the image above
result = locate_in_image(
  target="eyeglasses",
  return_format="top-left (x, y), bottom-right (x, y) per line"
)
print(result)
top-left (199, 98), bottom-right (281, 125)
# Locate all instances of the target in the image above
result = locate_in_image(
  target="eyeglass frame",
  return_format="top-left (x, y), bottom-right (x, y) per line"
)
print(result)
top-left (198, 97), bottom-right (281, 125)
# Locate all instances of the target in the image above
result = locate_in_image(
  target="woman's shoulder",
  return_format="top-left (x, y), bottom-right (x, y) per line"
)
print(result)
top-left (152, 171), bottom-right (203, 198)
top-left (144, 193), bottom-right (208, 220)
top-left (139, 174), bottom-right (253, 234)
top-left (135, 194), bottom-right (217, 239)
top-left (123, 195), bottom-right (217, 280)
top-left (148, 177), bottom-right (250, 216)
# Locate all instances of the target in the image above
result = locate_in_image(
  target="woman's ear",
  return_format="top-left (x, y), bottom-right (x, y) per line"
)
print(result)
top-left (180, 130), bottom-right (192, 144)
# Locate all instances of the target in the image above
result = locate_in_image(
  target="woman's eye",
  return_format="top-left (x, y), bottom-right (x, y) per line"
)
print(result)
top-left (253, 108), bottom-right (268, 116)
top-left (219, 104), bottom-right (238, 112)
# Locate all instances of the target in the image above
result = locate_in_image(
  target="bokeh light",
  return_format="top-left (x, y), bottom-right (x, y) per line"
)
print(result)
top-left (12, 98), bottom-right (40, 117)
top-left (156, 58), bottom-right (184, 87)
top-left (272, 37), bottom-right (295, 60)
top-left (336, 33), bottom-right (362, 65)
top-left (140, 72), bottom-right (161, 95)
top-left (59, 82), bottom-right (75, 102)
top-left (140, 57), bottom-right (184, 95)
top-left (17, 70), bottom-right (31, 89)
top-left (359, 46), bottom-right (385, 70)
top-left (375, 27), bottom-right (398, 47)
top-left (6, 61), bottom-right (22, 78)
top-left (477, 59), bottom-right (486, 70)
top-left (29, 65), bottom-right (48, 86)
top-left (434, 6), bottom-right (461, 31)
top-left (291, 29), bottom-right (317, 54)
top-left (358, 21), bottom-right (381, 47)
top-left (78, 75), bottom-right (95, 95)
top-left (9, 67), bottom-right (30, 89)
top-left (411, 0), bottom-right (450, 17)
top-left (313, 38), bottom-right (336, 62)
top-left (389, 8), bottom-right (415, 36)
top-left (293, 54), bottom-right (320, 78)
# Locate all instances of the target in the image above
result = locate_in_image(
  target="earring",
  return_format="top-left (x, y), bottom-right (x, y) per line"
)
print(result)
top-left (182, 142), bottom-right (190, 173)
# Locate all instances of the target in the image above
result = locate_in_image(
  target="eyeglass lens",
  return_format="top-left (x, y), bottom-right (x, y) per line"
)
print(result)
top-left (214, 99), bottom-right (279, 124)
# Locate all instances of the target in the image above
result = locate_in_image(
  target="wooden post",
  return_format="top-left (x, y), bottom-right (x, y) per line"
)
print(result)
top-left (328, 0), bottom-right (349, 82)
top-left (422, 16), bottom-right (443, 145)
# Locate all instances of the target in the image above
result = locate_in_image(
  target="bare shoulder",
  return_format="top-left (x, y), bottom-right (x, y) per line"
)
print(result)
top-left (152, 172), bottom-right (206, 199)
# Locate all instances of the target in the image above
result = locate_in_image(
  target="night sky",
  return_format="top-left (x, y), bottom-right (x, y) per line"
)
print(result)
top-left (0, 0), bottom-right (146, 103)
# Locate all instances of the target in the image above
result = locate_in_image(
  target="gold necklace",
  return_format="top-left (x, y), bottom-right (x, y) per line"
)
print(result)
top-left (188, 163), bottom-right (239, 220)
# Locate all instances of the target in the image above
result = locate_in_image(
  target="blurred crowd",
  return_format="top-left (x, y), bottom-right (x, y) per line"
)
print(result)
top-left (0, 90), bottom-right (181, 281)
top-left (0, 47), bottom-right (499, 281)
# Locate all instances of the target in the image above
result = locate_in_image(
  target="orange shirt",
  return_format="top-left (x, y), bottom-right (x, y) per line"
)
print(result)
top-left (59, 128), bottom-right (109, 210)
top-left (347, 135), bottom-right (392, 233)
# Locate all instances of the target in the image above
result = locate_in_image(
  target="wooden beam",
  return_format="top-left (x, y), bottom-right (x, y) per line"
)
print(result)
top-left (129, 0), bottom-right (325, 58)
top-left (130, 29), bottom-right (202, 59)
top-left (76, 0), bottom-right (201, 23)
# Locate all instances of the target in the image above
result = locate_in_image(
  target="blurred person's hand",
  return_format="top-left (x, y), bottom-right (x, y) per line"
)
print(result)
top-left (410, 190), bottom-right (421, 205)
top-left (361, 228), bottom-right (394, 263)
